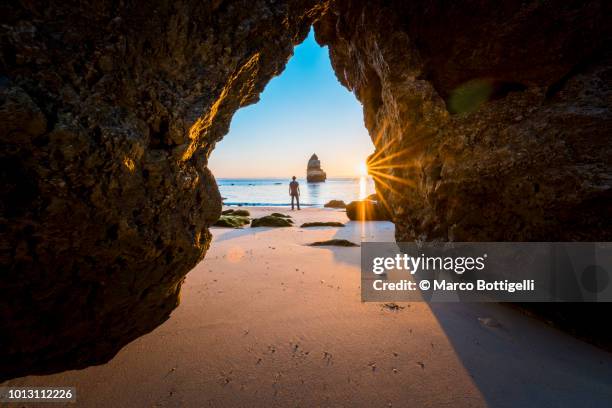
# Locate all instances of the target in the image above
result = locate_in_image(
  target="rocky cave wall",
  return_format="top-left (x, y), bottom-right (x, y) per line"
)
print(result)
top-left (0, 0), bottom-right (324, 381)
top-left (1, 0), bottom-right (610, 380)
top-left (315, 0), bottom-right (611, 242)
top-left (314, 0), bottom-right (611, 348)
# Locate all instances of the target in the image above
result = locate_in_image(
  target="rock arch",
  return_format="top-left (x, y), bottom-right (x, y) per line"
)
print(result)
top-left (1, 0), bottom-right (610, 380)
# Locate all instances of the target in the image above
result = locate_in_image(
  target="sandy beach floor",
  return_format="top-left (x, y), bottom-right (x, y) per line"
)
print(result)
top-left (5, 207), bottom-right (612, 407)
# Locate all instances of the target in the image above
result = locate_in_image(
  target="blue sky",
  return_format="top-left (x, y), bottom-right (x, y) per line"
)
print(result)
top-left (208, 28), bottom-right (373, 178)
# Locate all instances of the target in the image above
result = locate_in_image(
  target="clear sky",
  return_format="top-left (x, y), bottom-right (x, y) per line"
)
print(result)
top-left (208, 28), bottom-right (373, 178)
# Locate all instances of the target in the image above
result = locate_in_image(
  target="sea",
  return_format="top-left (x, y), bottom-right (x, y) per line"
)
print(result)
top-left (217, 177), bottom-right (376, 207)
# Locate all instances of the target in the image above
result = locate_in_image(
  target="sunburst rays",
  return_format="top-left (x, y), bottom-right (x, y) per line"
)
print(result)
top-left (360, 125), bottom-right (428, 220)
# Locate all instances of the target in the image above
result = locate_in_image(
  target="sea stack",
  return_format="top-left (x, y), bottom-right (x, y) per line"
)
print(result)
top-left (307, 153), bottom-right (327, 182)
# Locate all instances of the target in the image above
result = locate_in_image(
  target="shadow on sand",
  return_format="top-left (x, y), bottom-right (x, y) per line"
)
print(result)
top-left (304, 221), bottom-right (612, 407)
top-left (426, 301), bottom-right (612, 407)
top-left (213, 218), bottom-right (612, 408)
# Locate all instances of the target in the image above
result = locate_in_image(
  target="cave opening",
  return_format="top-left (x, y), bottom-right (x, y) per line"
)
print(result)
top-left (208, 28), bottom-right (377, 207)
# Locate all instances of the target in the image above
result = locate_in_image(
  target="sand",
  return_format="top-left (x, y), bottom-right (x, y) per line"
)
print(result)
top-left (5, 207), bottom-right (612, 407)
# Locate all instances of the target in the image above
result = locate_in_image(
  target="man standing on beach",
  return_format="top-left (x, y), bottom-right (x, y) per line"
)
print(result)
top-left (289, 176), bottom-right (300, 210)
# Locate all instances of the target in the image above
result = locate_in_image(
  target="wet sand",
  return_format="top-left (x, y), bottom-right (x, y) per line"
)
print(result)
top-left (5, 207), bottom-right (612, 407)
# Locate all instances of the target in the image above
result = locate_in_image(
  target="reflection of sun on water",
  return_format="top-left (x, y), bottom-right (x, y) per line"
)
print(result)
top-left (358, 161), bottom-right (368, 200)
top-left (359, 176), bottom-right (367, 200)
top-left (356, 161), bottom-right (370, 240)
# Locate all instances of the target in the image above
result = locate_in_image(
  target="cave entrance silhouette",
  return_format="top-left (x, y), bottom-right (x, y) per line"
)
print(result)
top-left (4, 2), bottom-right (609, 397)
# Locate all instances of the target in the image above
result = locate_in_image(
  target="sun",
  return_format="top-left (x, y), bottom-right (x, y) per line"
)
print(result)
top-left (357, 162), bottom-right (368, 177)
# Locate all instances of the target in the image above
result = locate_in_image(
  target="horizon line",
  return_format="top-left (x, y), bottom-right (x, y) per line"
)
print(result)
top-left (215, 175), bottom-right (371, 179)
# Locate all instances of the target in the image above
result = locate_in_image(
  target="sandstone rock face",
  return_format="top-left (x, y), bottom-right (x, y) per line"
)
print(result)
top-left (1, 0), bottom-right (610, 380)
top-left (306, 153), bottom-right (327, 182)
top-left (315, 0), bottom-right (611, 242)
top-left (0, 0), bottom-right (321, 380)
top-left (315, 1), bottom-right (610, 348)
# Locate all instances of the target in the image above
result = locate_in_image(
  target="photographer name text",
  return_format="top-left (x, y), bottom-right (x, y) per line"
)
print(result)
top-left (373, 279), bottom-right (535, 293)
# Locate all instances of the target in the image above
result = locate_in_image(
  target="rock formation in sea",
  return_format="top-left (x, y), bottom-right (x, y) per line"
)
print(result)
top-left (306, 153), bottom-right (327, 182)
top-left (1, 0), bottom-right (610, 380)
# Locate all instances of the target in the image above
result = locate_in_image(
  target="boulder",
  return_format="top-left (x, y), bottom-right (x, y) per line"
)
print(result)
top-left (270, 212), bottom-right (292, 218)
top-left (230, 209), bottom-right (250, 217)
top-left (324, 200), bottom-right (346, 208)
top-left (308, 239), bottom-right (359, 247)
top-left (213, 215), bottom-right (250, 228)
top-left (300, 222), bottom-right (345, 227)
top-left (346, 200), bottom-right (391, 221)
top-left (251, 215), bottom-right (294, 228)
